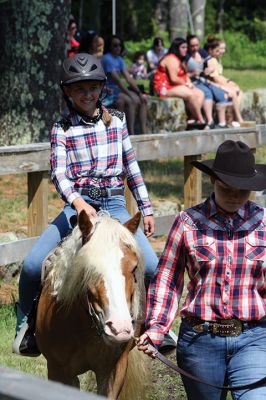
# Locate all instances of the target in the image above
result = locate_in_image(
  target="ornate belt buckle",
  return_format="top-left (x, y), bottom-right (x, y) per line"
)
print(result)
top-left (87, 186), bottom-right (101, 200)
top-left (232, 319), bottom-right (242, 336)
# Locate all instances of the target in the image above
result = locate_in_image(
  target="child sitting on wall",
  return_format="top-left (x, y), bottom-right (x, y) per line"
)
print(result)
top-left (129, 51), bottom-right (148, 80)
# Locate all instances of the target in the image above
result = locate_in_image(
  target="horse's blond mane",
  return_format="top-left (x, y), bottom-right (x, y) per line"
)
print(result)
top-left (44, 215), bottom-right (144, 319)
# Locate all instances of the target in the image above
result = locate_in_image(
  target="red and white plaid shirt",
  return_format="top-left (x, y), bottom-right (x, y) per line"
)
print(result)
top-left (50, 110), bottom-right (152, 216)
top-left (146, 195), bottom-right (266, 346)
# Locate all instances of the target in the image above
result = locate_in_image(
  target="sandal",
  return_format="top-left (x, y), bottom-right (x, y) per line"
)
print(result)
top-left (207, 121), bottom-right (215, 129)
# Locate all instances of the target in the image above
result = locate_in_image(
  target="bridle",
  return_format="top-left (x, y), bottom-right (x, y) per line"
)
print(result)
top-left (86, 295), bottom-right (105, 336)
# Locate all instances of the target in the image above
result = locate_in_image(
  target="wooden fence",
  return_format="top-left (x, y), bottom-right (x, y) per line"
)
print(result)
top-left (1, 125), bottom-right (266, 266)
top-left (0, 365), bottom-right (103, 400)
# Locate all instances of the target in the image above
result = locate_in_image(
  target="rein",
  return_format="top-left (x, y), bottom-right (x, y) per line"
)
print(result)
top-left (86, 296), bottom-right (105, 336)
top-left (145, 342), bottom-right (266, 392)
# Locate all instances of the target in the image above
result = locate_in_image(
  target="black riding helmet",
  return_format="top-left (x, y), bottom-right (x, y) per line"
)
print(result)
top-left (61, 53), bottom-right (106, 86)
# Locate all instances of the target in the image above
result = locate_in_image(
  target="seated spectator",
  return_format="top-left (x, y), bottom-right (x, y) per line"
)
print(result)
top-left (146, 37), bottom-right (168, 74)
top-left (67, 19), bottom-right (80, 57)
top-left (218, 39), bottom-right (243, 103)
top-left (153, 37), bottom-right (206, 128)
top-left (78, 30), bottom-right (97, 53)
top-left (79, 31), bottom-right (105, 59)
top-left (146, 37), bottom-right (168, 95)
top-left (129, 51), bottom-right (148, 80)
top-left (102, 35), bottom-right (147, 135)
top-left (204, 36), bottom-right (244, 124)
top-left (95, 36), bottom-right (105, 59)
top-left (187, 34), bottom-right (229, 129)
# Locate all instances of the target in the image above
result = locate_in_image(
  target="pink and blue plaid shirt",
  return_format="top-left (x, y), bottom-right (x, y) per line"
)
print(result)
top-left (146, 195), bottom-right (266, 346)
top-left (50, 110), bottom-right (152, 216)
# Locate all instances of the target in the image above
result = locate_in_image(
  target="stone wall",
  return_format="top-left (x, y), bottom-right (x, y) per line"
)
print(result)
top-left (146, 96), bottom-right (186, 133)
top-left (240, 89), bottom-right (266, 123)
top-left (146, 89), bottom-right (266, 133)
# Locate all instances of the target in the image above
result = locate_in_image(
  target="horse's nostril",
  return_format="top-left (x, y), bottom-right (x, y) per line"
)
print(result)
top-left (106, 320), bottom-right (118, 334)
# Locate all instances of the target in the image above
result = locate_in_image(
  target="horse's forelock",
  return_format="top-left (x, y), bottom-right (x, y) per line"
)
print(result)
top-left (46, 215), bottom-right (144, 315)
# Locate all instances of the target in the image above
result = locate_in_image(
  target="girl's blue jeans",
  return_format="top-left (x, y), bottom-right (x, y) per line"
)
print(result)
top-left (176, 319), bottom-right (266, 400)
top-left (19, 195), bottom-right (158, 316)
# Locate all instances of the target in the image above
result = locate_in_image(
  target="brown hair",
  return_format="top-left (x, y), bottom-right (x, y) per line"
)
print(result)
top-left (102, 107), bottom-right (112, 127)
top-left (204, 35), bottom-right (220, 52)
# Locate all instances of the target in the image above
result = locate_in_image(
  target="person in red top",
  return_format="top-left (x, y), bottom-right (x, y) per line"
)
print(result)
top-left (153, 37), bottom-right (205, 127)
top-left (67, 19), bottom-right (80, 57)
top-left (138, 140), bottom-right (266, 400)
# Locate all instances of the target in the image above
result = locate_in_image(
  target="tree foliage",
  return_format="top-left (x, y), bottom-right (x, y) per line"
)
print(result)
top-left (71, 0), bottom-right (266, 43)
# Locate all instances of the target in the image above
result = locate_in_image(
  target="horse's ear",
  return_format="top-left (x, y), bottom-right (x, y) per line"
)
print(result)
top-left (78, 210), bottom-right (93, 244)
top-left (124, 211), bottom-right (141, 234)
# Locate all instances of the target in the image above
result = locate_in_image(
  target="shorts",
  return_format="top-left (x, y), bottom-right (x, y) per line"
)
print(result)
top-left (193, 79), bottom-right (229, 104)
top-left (101, 85), bottom-right (121, 107)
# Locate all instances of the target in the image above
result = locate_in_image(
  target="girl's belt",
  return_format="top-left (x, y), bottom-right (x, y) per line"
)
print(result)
top-left (80, 187), bottom-right (124, 200)
top-left (183, 315), bottom-right (263, 337)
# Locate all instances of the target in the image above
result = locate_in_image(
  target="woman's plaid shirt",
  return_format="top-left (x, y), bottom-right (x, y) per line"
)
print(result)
top-left (50, 110), bottom-right (152, 216)
top-left (146, 195), bottom-right (266, 346)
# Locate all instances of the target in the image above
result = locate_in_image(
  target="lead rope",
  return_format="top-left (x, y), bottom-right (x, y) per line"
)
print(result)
top-left (133, 337), bottom-right (266, 391)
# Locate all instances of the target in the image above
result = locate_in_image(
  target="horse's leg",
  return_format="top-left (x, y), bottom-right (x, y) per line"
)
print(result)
top-left (47, 361), bottom-right (80, 388)
top-left (96, 350), bottom-right (129, 400)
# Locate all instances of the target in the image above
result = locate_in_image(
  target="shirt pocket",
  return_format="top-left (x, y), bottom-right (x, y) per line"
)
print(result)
top-left (192, 238), bottom-right (216, 262)
top-left (245, 236), bottom-right (266, 262)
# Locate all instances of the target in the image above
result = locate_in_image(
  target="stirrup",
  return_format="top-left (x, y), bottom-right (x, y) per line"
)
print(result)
top-left (12, 322), bottom-right (40, 357)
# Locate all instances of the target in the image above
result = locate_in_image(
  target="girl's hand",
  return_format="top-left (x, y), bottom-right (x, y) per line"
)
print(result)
top-left (143, 215), bottom-right (155, 237)
top-left (72, 197), bottom-right (97, 218)
top-left (137, 333), bottom-right (156, 358)
top-left (204, 66), bottom-right (214, 75)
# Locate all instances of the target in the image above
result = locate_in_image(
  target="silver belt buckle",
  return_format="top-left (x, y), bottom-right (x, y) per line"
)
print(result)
top-left (87, 186), bottom-right (101, 200)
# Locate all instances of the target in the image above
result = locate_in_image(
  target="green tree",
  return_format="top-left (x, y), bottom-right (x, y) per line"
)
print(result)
top-left (0, 0), bottom-right (71, 145)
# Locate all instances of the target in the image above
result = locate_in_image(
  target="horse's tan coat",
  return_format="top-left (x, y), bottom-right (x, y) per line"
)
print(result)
top-left (36, 211), bottom-right (147, 399)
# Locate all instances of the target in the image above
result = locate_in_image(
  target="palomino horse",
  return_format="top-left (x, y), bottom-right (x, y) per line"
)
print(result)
top-left (36, 211), bottom-right (148, 399)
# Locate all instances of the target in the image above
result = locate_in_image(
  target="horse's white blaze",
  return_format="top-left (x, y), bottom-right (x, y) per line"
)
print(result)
top-left (101, 248), bottom-right (133, 339)
top-left (45, 215), bottom-right (145, 338)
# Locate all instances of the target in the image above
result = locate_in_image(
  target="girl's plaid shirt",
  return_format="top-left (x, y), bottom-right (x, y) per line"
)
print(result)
top-left (50, 111), bottom-right (152, 216)
top-left (146, 195), bottom-right (266, 346)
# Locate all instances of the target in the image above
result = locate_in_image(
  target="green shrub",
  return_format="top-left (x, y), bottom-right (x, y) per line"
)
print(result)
top-left (213, 31), bottom-right (266, 69)
top-left (124, 33), bottom-right (170, 65)
top-left (124, 30), bottom-right (266, 70)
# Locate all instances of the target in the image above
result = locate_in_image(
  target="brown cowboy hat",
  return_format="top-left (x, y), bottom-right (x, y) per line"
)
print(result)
top-left (191, 140), bottom-right (266, 191)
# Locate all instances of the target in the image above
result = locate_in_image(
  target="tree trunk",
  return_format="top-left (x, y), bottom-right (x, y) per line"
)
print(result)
top-left (0, 0), bottom-right (71, 145)
top-left (192, 0), bottom-right (206, 40)
top-left (154, 0), bottom-right (169, 33)
top-left (217, 0), bottom-right (225, 34)
top-left (169, 0), bottom-right (187, 42)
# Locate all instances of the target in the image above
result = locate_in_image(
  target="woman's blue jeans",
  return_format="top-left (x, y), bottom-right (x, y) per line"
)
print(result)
top-left (19, 195), bottom-right (158, 316)
top-left (176, 320), bottom-right (266, 400)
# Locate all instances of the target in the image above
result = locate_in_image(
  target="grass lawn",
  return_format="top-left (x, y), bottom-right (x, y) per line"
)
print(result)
top-left (224, 69), bottom-right (266, 91)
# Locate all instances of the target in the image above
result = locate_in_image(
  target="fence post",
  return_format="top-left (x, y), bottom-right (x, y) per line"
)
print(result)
top-left (28, 171), bottom-right (48, 236)
top-left (184, 154), bottom-right (202, 209)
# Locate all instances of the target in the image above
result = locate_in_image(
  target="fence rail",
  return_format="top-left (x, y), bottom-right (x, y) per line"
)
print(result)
top-left (1, 125), bottom-right (265, 266)
top-left (0, 365), bottom-right (103, 400)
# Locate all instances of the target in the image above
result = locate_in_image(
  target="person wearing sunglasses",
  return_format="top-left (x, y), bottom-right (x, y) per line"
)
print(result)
top-left (102, 35), bottom-right (147, 135)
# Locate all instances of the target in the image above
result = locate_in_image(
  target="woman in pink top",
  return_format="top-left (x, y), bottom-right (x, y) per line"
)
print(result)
top-left (154, 37), bottom-right (205, 126)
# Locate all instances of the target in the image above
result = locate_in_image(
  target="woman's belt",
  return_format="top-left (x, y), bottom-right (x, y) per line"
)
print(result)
top-left (183, 315), bottom-right (264, 337)
top-left (80, 186), bottom-right (124, 200)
